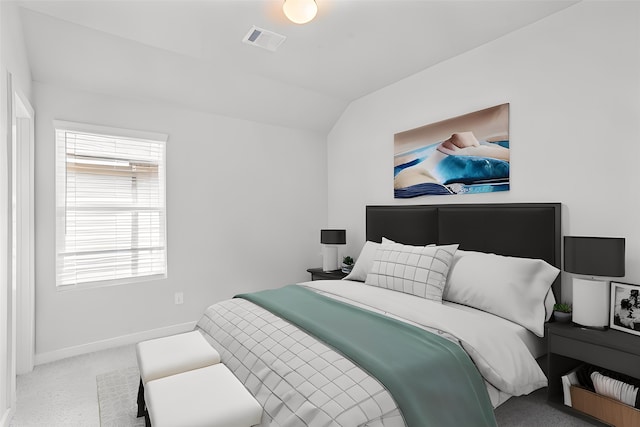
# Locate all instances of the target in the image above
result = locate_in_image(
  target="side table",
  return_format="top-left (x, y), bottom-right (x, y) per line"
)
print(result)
top-left (306, 268), bottom-right (348, 281)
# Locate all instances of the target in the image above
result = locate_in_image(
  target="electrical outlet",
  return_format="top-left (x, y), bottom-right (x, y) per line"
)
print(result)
top-left (174, 292), bottom-right (184, 305)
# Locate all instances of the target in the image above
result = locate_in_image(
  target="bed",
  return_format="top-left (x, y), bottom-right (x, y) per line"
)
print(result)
top-left (195, 202), bottom-right (562, 427)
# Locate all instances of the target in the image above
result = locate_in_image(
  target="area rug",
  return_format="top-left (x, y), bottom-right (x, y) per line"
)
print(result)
top-left (96, 366), bottom-right (145, 427)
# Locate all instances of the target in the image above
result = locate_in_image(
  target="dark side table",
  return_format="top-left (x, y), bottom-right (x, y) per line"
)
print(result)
top-left (546, 322), bottom-right (640, 425)
top-left (306, 268), bottom-right (348, 281)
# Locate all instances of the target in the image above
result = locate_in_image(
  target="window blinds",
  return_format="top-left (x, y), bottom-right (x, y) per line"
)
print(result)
top-left (55, 122), bottom-right (167, 288)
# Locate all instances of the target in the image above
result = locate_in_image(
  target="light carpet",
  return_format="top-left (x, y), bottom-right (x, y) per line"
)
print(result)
top-left (97, 367), bottom-right (596, 427)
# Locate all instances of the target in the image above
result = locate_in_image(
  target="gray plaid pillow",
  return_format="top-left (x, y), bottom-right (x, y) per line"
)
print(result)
top-left (365, 243), bottom-right (458, 302)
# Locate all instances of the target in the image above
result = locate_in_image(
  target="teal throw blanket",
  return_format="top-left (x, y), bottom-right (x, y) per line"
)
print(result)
top-left (236, 285), bottom-right (497, 427)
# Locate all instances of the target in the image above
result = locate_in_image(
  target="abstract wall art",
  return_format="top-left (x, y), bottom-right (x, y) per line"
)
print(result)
top-left (394, 103), bottom-right (510, 198)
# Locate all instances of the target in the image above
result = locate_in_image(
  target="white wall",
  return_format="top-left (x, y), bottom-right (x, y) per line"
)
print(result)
top-left (34, 82), bottom-right (327, 361)
top-left (0, 2), bottom-right (32, 99)
top-left (22, 0), bottom-right (640, 361)
top-left (327, 1), bottom-right (640, 300)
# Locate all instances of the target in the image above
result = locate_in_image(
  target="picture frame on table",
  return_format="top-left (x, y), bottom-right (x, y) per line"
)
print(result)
top-left (610, 281), bottom-right (640, 336)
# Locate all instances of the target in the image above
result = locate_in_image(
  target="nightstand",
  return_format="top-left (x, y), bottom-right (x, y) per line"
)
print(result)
top-left (546, 322), bottom-right (640, 425)
top-left (306, 268), bottom-right (348, 281)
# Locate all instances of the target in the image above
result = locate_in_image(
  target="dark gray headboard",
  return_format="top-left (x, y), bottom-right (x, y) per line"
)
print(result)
top-left (366, 203), bottom-right (562, 299)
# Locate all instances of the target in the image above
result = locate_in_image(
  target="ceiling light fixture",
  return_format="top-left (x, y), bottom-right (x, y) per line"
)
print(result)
top-left (283, 0), bottom-right (318, 24)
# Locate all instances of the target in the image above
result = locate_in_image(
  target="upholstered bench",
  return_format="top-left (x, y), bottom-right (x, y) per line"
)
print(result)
top-left (136, 330), bottom-right (221, 417)
top-left (144, 363), bottom-right (263, 427)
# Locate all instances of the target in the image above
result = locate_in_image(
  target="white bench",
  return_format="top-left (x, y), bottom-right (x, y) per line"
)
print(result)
top-left (144, 363), bottom-right (263, 427)
top-left (135, 331), bottom-right (221, 417)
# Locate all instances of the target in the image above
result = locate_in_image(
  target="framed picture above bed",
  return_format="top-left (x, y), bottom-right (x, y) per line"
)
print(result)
top-left (610, 281), bottom-right (640, 336)
top-left (394, 103), bottom-right (510, 198)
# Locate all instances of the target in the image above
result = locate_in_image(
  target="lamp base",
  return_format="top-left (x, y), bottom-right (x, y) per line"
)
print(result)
top-left (572, 277), bottom-right (611, 329)
top-left (322, 245), bottom-right (338, 272)
top-left (571, 322), bottom-right (609, 331)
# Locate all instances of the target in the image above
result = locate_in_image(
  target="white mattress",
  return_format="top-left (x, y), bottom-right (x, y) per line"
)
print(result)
top-left (305, 279), bottom-right (546, 359)
top-left (302, 280), bottom-right (548, 408)
top-left (440, 301), bottom-right (546, 407)
top-left (443, 300), bottom-right (547, 359)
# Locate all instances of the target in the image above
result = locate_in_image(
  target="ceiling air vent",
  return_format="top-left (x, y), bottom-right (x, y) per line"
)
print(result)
top-left (242, 26), bottom-right (286, 52)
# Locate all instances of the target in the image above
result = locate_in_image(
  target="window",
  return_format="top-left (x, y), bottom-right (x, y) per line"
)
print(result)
top-left (55, 121), bottom-right (167, 288)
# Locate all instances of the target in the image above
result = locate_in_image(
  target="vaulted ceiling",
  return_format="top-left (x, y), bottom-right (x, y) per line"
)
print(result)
top-left (18, 0), bottom-right (578, 134)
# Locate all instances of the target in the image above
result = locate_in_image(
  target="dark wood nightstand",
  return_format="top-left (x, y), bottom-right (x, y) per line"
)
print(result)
top-left (546, 322), bottom-right (640, 425)
top-left (306, 268), bottom-right (348, 281)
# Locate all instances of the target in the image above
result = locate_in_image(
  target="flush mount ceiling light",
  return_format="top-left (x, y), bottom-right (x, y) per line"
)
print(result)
top-left (283, 0), bottom-right (318, 24)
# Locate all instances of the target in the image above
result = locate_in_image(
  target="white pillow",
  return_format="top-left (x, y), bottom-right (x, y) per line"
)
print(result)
top-left (343, 238), bottom-right (397, 282)
top-left (443, 250), bottom-right (560, 337)
top-left (365, 243), bottom-right (458, 302)
top-left (343, 241), bottom-right (381, 282)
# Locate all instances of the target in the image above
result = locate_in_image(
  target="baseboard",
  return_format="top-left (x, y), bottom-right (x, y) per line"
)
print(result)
top-left (34, 321), bottom-right (198, 366)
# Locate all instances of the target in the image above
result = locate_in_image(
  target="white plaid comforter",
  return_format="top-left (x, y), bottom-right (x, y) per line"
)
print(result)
top-left (196, 298), bottom-right (405, 427)
top-left (196, 280), bottom-right (547, 426)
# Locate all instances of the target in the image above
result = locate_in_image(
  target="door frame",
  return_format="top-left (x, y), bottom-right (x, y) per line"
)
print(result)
top-left (0, 70), bottom-right (14, 427)
top-left (0, 74), bottom-right (35, 427)
top-left (13, 88), bottom-right (35, 375)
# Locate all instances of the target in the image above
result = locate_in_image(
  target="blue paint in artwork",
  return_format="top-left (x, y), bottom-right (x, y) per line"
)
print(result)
top-left (436, 155), bottom-right (509, 185)
top-left (394, 183), bottom-right (451, 198)
top-left (394, 182), bottom-right (509, 198)
top-left (394, 144), bottom-right (437, 177)
top-left (394, 139), bottom-right (510, 198)
top-left (394, 158), bottom-right (422, 176)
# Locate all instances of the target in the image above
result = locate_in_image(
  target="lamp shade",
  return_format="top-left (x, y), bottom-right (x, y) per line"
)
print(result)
top-left (321, 229), bottom-right (346, 245)
top-left (564, 236), bottom-right (625, 277)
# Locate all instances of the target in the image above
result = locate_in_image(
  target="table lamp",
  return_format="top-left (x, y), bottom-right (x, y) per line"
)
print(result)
top-left (321, 229), bottom-right (345, 272)
top-left (564, 236), bottom-right (625, 329)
